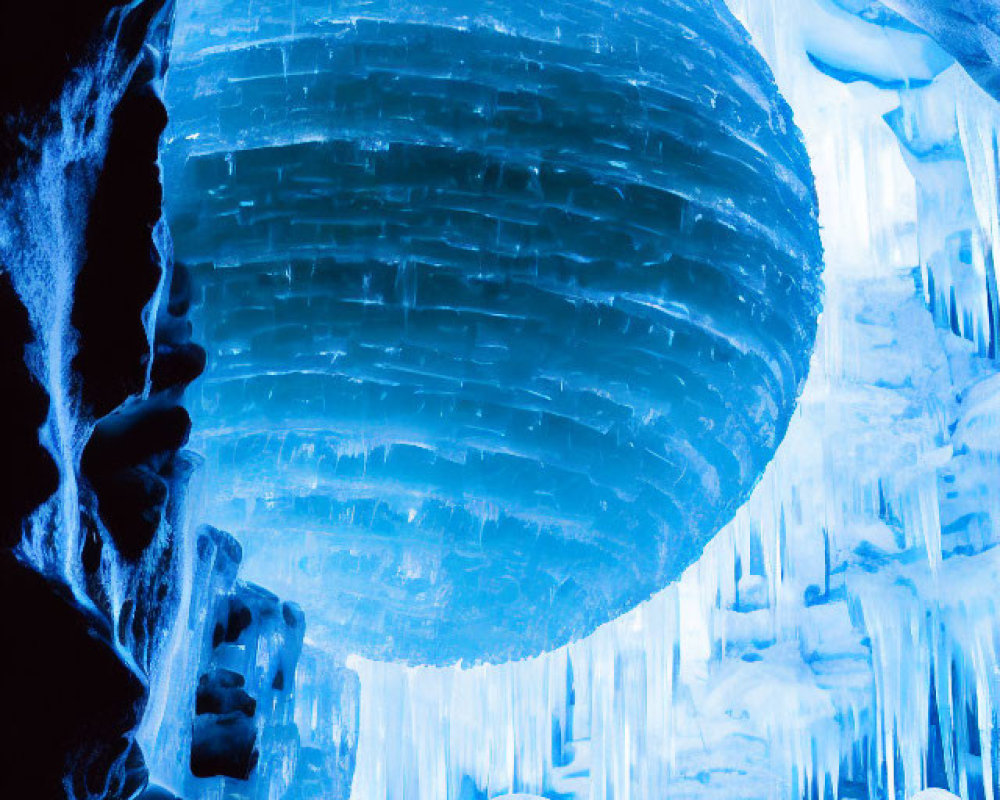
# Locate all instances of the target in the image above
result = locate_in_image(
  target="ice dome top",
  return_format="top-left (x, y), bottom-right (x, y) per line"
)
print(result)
top-left (163, 0), bottom-right (823, 665)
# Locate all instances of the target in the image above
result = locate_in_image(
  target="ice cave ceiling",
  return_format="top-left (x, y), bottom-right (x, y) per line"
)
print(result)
top-left (162, 0), bottom-right (824, 664)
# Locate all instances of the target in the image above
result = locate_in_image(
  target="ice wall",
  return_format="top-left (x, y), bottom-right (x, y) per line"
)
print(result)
top-left (343, 3), bottom-right (1000, 800)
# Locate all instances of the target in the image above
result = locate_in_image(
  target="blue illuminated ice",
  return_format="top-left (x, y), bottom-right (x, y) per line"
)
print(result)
top-left (337, 3), bottom-right (1000, 798)
top-left (163, 0), bottom-right (823, 665)
top-left (138, 2), bottom-right (1000, 800)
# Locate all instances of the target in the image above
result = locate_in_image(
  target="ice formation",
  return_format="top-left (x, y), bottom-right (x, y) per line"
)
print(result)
top-left (154, 0), bottom-right (1000, 798)
top-left (340, 4), bottom-right (1000, 800)
top-left (161, 0), bottom-right (823, 665)
top-left (3, 0), bottom-right (1000, 799)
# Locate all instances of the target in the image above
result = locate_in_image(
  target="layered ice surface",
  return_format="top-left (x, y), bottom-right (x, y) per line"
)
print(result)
top-left (341, 4), bottom-right (1000, 800)
top-left (163, 0), bottom-right (822, 663)
top-left (147, 0), bottom-right (1000, 799)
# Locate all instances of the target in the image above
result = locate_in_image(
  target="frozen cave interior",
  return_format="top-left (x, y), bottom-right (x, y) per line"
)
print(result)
top-left (4, 1), bottom-right (1000, 800)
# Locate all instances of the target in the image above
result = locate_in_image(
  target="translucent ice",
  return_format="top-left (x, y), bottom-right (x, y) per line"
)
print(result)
top-left (163, 0), bottom-right (823, 664)
top-left (147, 2), bottom-right (1000, 800)
top-left (336, 3), bottom-right (1000, 800)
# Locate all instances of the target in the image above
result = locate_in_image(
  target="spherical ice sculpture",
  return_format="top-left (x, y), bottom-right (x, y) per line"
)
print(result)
top-left (164, 0), bottom-right (823, 664)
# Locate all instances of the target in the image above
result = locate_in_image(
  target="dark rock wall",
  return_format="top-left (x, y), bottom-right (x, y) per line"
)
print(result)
top-left (0, 551), bottom-right (148, 799)
top-left (0, 0), bottom-right (205, 796)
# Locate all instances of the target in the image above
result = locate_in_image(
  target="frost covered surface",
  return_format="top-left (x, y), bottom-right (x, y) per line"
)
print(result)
top-left (163, 0), bottom-right (822, 664)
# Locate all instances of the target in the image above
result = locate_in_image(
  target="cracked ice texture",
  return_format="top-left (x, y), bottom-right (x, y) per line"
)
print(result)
top-left (163, 0), bottom-right (823, 664)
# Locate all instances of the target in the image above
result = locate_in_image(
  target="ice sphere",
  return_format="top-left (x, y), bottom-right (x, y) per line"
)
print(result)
top-left (164, 0), bottom-right (823, 664)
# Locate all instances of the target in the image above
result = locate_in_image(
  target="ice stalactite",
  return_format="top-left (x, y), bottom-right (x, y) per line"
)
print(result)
top-left (955, 74), bottom-right (1000, 358)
